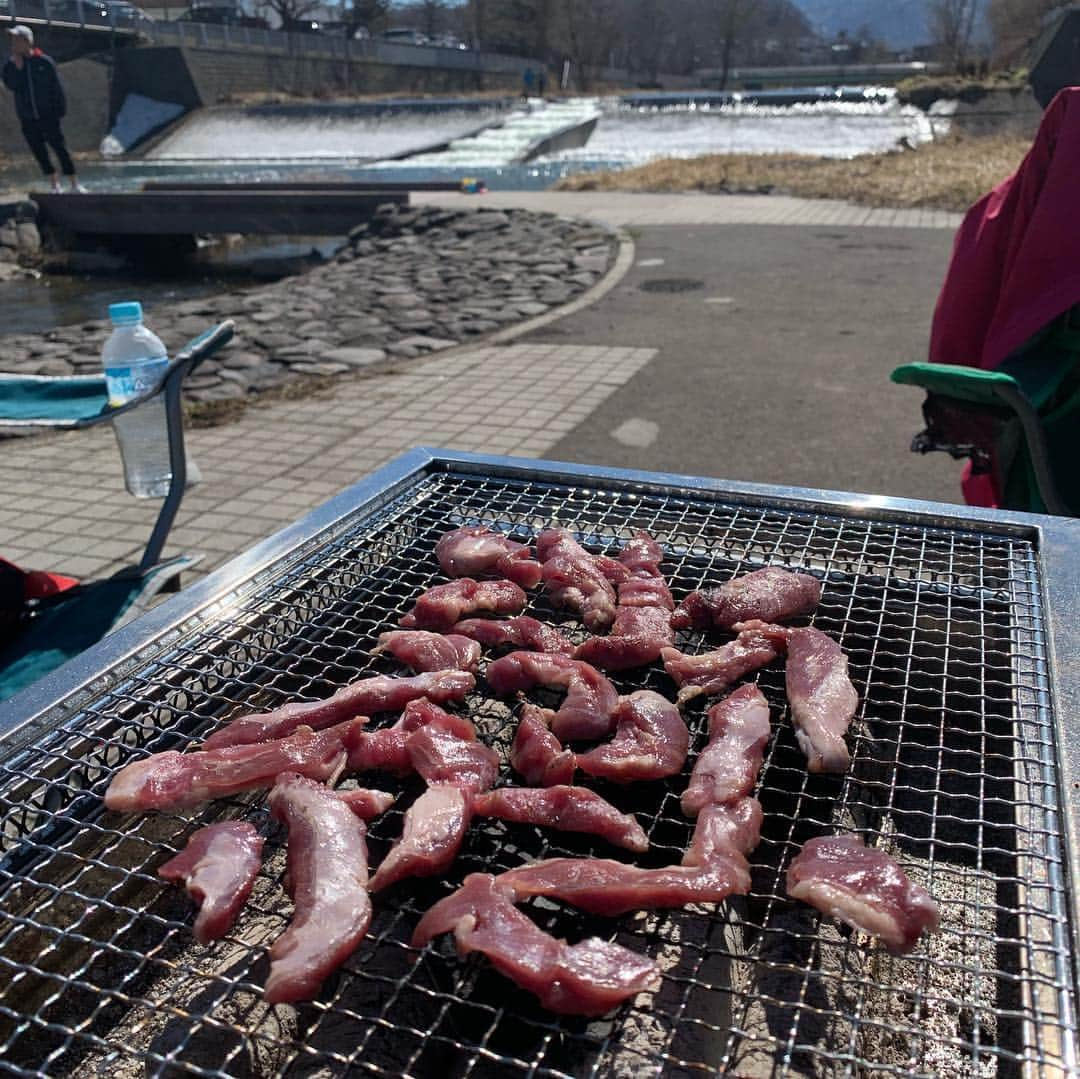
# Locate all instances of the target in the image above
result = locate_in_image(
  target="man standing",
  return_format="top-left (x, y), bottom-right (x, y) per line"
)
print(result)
top-left (2, 26), bottom-right (85, 193)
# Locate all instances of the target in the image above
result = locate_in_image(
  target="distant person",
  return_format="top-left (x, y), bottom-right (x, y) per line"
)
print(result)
top-left (537, 70), bottom-right (547, 97)
top-left (522, 67), bottom-right (536, 98)
top-left (2, 26), bottom-right (85, 193)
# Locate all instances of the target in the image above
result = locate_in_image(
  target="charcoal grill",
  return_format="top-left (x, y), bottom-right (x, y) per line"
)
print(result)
top-left (1, 448), bottom-right (1077, 1078)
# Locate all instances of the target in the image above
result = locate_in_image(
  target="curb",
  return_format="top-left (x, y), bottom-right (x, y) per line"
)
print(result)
top-left (488, 230), bottom-right (636, 344)
top-left (412, 229), bottom-right (637, 366)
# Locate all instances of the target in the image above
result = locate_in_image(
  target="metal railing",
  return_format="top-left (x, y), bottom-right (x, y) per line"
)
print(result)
top-left (0, 1), bottom-right (532, 73)
top-left (0, 0), bottom-right (145, 34)
top-left (144, 22), bottom-right (531, 74)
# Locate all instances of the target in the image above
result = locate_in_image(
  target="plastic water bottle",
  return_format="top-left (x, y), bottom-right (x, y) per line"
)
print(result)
top-left (102, 301), bottom-right (174, 499)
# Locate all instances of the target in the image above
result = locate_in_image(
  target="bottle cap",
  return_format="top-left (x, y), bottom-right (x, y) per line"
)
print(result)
top-left (109, 301), bottom-right (143, 325)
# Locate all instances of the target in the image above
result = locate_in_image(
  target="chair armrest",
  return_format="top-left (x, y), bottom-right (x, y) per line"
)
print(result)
top-left (890, 362), bottom-right (1018, 408)
top-left (75, 320), bottom-right (236, 429)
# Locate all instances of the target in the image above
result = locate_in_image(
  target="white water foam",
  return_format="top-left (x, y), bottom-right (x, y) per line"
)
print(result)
top-left (377, 98), bottom-right (603, 168)
top-left (146, 105), bottom-right (509, 161)
top-left (539, 95), bottom-right (939, 165)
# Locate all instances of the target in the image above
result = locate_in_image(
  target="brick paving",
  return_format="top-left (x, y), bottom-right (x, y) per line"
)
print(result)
top-left (0, 344), bottom-right (655, 581)
top-left (412, 191), bottom-right (963, 230)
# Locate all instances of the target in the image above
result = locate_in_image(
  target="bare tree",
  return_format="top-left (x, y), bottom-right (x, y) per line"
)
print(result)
top-left (262, 0), bottom-right (319, 30)
top-left (928, 0), bottom-right (980, 69)
top-left (549, 0), bottom-right (622, 87)
top-left (416, 0), bottom-right (448, 36)
top-left (713, 0), bottom-right (756, 89)
top-left (343, 0), bottom-right (389, 33)
top-left (624, 0), bottom-right (677, 82)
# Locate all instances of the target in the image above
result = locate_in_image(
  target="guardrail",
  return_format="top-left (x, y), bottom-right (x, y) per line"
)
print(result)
top-left (142, 21), bottom-right (531, 75)
top-left (0, 3), bottom-right (534, 75)
top-left (0, 1), bottom-right (143, 34)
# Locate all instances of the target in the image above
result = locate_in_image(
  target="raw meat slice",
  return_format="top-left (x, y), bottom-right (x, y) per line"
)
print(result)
top-left (785, 627), bottom-right (857, 773)
top-left (373, 631), bottom-right (481, 674)
top-left (786, 835), bottom-right (940, 954)
top-left (336, 788), bottom-right (396, 820)
top-left (574, 605), bottom-right (674, 672)
top-left (158, 821), bottom-right (264, 945)
top-left (405, 714), bottom-right (500, 794)
top-left (617, 576), bottom-right (675, 611)
top-left (202, 670), bottom-right (474, 750)
top-left (105, 718), bottom-right (366, 813)
top-left (264, 773), bottom-right (373, 1003)
top-left (683, 798), bottom-right (763, 868)
top-left (472, 786), bottom-right (649, 852)
top-left (435, 526), bottom-right (543, 590)
top-left (575, 691), bottom-right (689, 783)
top-left (486, 651), bottom-right (619, 742)
top-left (681, 684), bottom-right (771, 816)
top-left (662, 624), bottom-right (786, 704)
top-left (536, 528), bottom-right (618, 632)
top-left (369, 785), bottom-right (471, 892)
top-left (617, 531), bottom-right (664, 577)
top-left (345, 699), bottom-right (469, 777)
top-left (498, 855), bottom-right (751, 915)
top-left (399, 578), bottom-right (527, 631)
top-left (510, 704), bottom-right (577, 787)
top-left (671, 567), bottom-right (822, 631)
top-left (411, 873), bottom-right (659, 1016)
top-left (452, 615), bottom-right (575, 656)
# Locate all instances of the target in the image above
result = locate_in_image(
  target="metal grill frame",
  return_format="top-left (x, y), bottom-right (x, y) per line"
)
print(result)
top-left (1, 446), bottom-right (1079, 1078)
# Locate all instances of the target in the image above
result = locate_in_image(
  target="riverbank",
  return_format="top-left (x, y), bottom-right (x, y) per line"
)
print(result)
top-left (555, 132), bottom-right (1030, 213)
top-left (0, 204), bottom-right (616, 425)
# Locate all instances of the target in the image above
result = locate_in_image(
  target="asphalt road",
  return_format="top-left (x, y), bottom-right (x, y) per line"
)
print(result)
top-left (527, 223), bottom-right (963, 506)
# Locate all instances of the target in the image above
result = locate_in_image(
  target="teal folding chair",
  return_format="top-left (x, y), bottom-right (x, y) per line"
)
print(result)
top-left (0, 320), bottom-right (235, 700)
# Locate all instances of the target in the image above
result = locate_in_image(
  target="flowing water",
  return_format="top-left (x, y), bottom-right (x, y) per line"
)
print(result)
top-left (146, 100), bottom-right (512, 162)
top-left (543, 94), bottom-right (938, 164)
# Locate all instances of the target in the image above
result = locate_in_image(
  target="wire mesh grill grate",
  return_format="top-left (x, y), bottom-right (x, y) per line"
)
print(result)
top-left (0, 466), bottom-right (1074, 1078)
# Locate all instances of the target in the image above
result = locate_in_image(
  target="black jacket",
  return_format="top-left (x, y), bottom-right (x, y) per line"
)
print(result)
top-left (2, 51), bottom-right (66, 123)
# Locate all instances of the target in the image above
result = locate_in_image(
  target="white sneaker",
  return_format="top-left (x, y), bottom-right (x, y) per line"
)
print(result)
top-left (50, 179), bottom-right (62, 194)
top-left (70, 182), bottom-right (88, 194)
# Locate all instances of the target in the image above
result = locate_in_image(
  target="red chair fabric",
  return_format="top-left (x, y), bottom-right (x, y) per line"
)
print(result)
top-left (928, 87), bottom-right (1080, 506)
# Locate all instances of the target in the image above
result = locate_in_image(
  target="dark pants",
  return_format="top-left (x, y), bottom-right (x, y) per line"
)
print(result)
top-left (20, 116), bottom-right (75, 177)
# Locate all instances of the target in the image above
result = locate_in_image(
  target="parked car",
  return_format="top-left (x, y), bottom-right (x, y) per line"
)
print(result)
top-left (318, 20), bottom-right (368, 38)
top-left (283, 17), bottom-right (320, 32)
top-left (0, 0), bottom-right (50, 21)
top-left (104, 1), bottom-right (153, 25)
top-left (432, 33), bottom-right (467, 50)
top-left (379, 27), bottom-right (428, 46)
top-left (175, 4), bottom-right (266, 26)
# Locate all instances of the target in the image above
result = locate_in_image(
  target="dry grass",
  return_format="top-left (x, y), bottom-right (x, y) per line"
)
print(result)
top-left (555, 133), bottom-right (1031, 213)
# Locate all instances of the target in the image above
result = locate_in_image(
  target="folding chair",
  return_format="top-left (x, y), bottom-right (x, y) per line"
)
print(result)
top-left (891, 308), bottom-right (1080, 517)
top-left (0, 320), bottom-right (235, 699)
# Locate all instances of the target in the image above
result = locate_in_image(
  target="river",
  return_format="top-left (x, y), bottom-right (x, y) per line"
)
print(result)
top-left (0, 89), bottom-right (943, 336)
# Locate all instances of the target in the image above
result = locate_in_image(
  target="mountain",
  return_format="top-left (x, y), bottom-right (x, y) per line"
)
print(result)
top-left (791, 0), bottom-right (931, 49)
top-left (793, 0), bottom-right (991, 50)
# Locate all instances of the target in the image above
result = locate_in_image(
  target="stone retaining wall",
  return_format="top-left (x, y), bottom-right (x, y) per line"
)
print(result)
top-left (0, 198), bottom-right (41, 281)
top-left (1, 45), bottom-right (520, 160)
top-left (935, 86), bottom-right (1043, 140)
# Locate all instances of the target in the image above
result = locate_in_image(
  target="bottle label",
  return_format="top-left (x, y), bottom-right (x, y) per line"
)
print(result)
top-left (105, 357), bottom-right (169, 407)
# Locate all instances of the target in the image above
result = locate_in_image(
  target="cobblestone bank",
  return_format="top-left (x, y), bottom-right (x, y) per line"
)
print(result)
top-left (0, 197), bottom-right (41, 281)
top-left (0, 205), bottom-right (617, 403)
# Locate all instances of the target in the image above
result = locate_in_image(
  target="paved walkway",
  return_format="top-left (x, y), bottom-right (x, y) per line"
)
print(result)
top-left (413, 191), bottom-right (963, 230)
top-left (0, 345), bottom-right (655, 580)
top-left (0, 192), bottom-right (963, 589)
